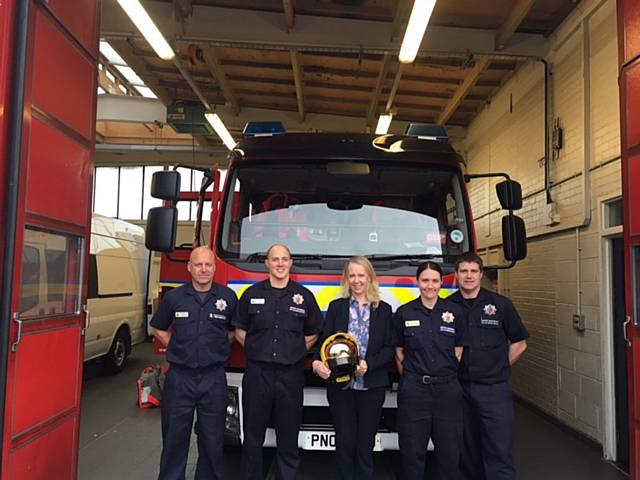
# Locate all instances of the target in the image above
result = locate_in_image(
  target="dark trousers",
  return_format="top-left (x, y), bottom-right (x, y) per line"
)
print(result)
top-left (241, 361), bottom-right (304, 480)
top-left (397, 375), bottom-right (463, 480)
top-left (158, 364), bottom-right (227, 480)
top-left (326, 384), bottom-right (386, 480)
top-left (460, 381), bottom-right (515, 480)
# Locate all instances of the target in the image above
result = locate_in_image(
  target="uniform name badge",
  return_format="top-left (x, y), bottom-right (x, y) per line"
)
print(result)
top-left (405, 320), bottom-right (420, 327)
top-left (175, 311), bottom-right (189, 318)
top-left (251, 298), bottom-right (265, 304)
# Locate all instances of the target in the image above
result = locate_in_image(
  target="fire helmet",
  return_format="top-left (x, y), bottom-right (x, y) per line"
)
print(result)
top-left (319, 332), bottom-right (360, 384)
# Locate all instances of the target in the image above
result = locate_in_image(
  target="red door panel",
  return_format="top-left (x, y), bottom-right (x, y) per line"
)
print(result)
top-left (619, 0), bottom-right (640, 64)
top-left (0, 0), bottom-right (98, 478)
top-left (623, 64), bottom-right (640, 152)
top-left (619, 1), bottom-right (640, 478)
top-left (32, 9), bottom-right (95, 141)
top-left (41, 0), bottom-right (98, 56)
top-left (10, 327), bottom-right (81, 435)
top-left (26, 117), bottom-right (92, 225)
top-left (629, 154), bottom-right (640, 237)
top-left (8, 418), bottom-right (76, 480)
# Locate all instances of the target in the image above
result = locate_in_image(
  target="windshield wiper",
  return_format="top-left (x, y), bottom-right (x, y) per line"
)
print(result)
top-left (366, 253), bottom-right (443, 262)
top-left (242, 253), bottom-right (352, 262)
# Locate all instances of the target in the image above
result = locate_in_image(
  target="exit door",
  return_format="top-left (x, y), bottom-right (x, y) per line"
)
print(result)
top-left (0, 1), bottom-right (98, 478)
top-left (618, 0), bottom-right (640, 479)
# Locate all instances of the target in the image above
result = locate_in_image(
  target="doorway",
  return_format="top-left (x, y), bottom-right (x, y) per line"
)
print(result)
top-left (612, 237), bottom-right (629, 470)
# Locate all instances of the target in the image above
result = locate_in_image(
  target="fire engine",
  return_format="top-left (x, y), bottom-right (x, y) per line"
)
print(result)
top-left (145, 122), bottom-right (526, 450)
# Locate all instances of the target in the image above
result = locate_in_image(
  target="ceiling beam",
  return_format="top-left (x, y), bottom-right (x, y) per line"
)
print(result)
top-left (109, 39), bottom-right (174, 105)
top-left (366, 53), bottom-right (392, 128)
top-left (283, 0), bottom-right (295, 33)
top-left (437, 57), bottom-right (490, 126)
top-left (101, 1), bottom-right (547, 59)
top-left (384, 64), bottom-right (404, 113)
top-left (495, 0), bottom-right (536, 51)
top-left (290, 48), bottom-right (305, 121)
top-left (201, 46), bottom-right (240, 115)
top-left (173, 0), bottom-right (192, 20)
top-left (389, 0), bottom-right (411, 42)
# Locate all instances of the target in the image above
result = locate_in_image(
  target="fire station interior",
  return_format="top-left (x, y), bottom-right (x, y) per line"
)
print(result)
top-left (29, 0), bottom-right (634, 478)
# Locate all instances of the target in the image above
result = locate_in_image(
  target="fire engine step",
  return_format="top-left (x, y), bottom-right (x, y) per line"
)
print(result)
top-left (78, 342), bottom-right (626, 479)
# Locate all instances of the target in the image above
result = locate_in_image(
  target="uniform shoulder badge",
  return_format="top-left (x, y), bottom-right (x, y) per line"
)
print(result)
top-left (216, 298), bottom-right (228, 311)
top-left (483, 304), bottom-right (497, 315)
top-left (292, 293), bottom-right (304, 305)
top-left (441, 311), bottom-right (455, 323)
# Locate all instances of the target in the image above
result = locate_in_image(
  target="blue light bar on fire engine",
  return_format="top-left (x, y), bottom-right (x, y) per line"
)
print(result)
top-left (242, 121), bottom-right (286, 137)
top-left (404, 124), bottom-right (448, 141)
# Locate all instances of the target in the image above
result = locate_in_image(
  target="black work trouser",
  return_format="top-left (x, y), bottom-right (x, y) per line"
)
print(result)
top-left (241, 361), bottom-right (304, 480)
top-left (159, 364), bottom-right (226, 480)
top-left (397, 375), bottom-right (463, 480)
top-left (460, 381), bottom-right (515, 480)
top-left (326, 384), bottom-right (386, 480)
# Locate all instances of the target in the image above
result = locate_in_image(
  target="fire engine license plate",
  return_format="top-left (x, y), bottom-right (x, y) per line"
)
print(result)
top-left (303, 432), bottom-right (383, 451)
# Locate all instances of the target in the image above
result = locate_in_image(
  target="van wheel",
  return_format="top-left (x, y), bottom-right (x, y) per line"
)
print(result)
top-left (104, 329), bottom-right (129, 374)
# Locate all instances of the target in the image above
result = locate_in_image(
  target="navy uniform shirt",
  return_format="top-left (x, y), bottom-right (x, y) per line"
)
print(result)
top-left (232, 280), bottom-right (323, 365)
top-left (150, 282), bottom-right (238, 368)
top-left (392, 297), bottom-right (466, 377)
top-left (448, 287), bottom-right (529, 384)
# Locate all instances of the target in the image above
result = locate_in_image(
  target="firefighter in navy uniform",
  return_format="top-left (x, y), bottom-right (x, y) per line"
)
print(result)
top-left (233, 244), bottom-right (323, 480)
top-left (393, 261), bottom-right (466, 480)
top-left (151, 246), bottom-right (238, 480)
top-left (448, 252), bottom-right (528, 480)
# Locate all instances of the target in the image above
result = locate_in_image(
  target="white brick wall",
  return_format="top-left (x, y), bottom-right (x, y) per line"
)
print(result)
top-left (462, 0), bottom-right (620, 442)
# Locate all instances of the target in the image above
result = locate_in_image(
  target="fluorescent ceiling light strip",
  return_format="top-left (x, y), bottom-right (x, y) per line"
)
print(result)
top-left (99, 40), bottom-right (126, 65)
top-left (116, 0), bottom-right (175, 60)
top-left (375, 114), bottom-right (393, 134)
top-left (205, 113), bottom-right (236, 150)
top-left (398, 0), bottom-right (437, 64)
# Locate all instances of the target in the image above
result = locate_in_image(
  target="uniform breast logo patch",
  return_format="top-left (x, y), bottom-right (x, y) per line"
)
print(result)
top-left (216, 299), bottom-right (227, 311)
top-left (292, 293), bottom-right (304, 305)
top-left (441, 311), bottom-right (455, 323)
top-left (483, 304), bottom-right (497, 315)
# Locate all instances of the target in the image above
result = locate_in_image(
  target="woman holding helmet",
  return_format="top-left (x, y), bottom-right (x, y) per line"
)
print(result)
top-left (312, 256), bottom-right (393, 480)
top-left (393, 261), bottom-right (466, 480)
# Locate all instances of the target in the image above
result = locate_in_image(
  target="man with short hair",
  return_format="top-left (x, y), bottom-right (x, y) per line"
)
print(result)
top-left (448, 252), bottom-right (528, 480)
top-left (151, 246), bottom-right (237, 480)
top-left (233, 244), bottom-right (323, 480)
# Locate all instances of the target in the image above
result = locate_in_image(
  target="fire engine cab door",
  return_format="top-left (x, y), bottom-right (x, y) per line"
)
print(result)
top-left (619, 1), bottom-right (640, 478)
top-left (0, 1), bottom-right (98, 479)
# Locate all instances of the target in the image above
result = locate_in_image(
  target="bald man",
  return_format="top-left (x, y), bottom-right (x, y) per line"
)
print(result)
top-left (233, 244), bottom-right (323, 480)
top-left (151, 246), bottom-right (238, 480)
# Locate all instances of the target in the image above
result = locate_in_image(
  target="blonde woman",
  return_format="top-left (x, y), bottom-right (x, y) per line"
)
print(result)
top-left (312, 256), bottom-right (393, 480)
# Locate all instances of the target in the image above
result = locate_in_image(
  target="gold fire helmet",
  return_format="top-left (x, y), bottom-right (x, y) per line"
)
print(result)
top-left (320, 332), bottom-right (360, 384)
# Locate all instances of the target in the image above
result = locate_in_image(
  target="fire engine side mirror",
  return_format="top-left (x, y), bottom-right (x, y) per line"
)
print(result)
top-left (501, 214), bottom-right (527, 261)
top-left (151, 171), bottom-right (181, 201)
top-left (496, 180), bottom-right (522, 210)
top-left (145, 207), bottom-right (178, 252)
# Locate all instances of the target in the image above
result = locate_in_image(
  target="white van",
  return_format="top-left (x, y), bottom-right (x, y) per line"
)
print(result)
top-left (85, 214), bottom-right (150, 372)
top-left (19, 214), bottom-right (151, 373)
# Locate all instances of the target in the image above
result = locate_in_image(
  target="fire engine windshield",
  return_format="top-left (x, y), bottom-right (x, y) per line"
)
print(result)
top-left (218, 161), bottom-right (471, 264)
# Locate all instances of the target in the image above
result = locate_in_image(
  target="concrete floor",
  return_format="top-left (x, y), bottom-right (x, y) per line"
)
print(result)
top-left (78, 342), bottom-right (628, 479)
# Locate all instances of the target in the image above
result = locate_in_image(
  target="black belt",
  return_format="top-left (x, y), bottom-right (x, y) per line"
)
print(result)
top-left (405, 372), bottom-right (457, 385)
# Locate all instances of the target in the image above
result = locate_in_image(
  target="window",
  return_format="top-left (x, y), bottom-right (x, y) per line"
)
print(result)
top-left (94, 165), bottom-right (222, 221)
top-left (603, 197), bottom-right (623, 229)
top-left (19, 228), bottom-right (83, 318)
top-left (118, 166), bottom-right (143, 219)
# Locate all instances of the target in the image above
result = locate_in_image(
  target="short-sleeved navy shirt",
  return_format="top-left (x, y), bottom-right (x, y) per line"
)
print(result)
top-left (150, 282), bottom-right (238, 368)
top-left (232, 279), bottom-right (323, 365)
top-left (392, 297), bottom-right (466, 377)
top-left (448, 287), bottom-right (529, 384)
